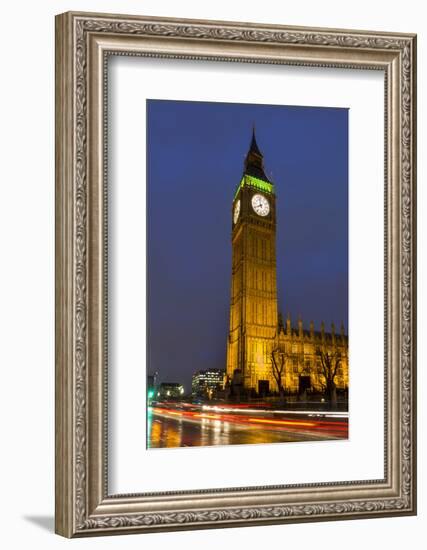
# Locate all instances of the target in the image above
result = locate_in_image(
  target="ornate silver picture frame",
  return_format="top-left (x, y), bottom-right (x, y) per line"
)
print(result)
top-left (55, 11), bottom-right (417, 537)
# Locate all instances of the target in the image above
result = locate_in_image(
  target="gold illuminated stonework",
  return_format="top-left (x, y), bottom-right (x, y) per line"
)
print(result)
top-left (226, 131), bottom-right (349, 396)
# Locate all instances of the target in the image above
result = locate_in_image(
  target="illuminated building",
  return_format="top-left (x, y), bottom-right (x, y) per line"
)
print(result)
top-left (192, 369), bottom-right (226, 397)
top-left (226, 130), bottom-right (349, 396)
top-left (157, 382), bottom-right (185, 399)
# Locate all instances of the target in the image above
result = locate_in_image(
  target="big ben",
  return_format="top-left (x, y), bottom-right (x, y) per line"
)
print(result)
top-left (226, 129), bottom-right (279, 394)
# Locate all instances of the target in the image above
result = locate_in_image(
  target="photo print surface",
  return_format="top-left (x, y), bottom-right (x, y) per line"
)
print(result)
top-left (146, 99), bottom-right (349, 449)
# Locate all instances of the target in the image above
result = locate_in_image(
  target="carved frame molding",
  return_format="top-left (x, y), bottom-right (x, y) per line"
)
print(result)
top-left (55, 11), bottom-right (416, 537)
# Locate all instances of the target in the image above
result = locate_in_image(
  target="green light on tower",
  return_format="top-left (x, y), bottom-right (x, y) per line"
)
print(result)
top-left (234, 174), bottom-right (274, 200)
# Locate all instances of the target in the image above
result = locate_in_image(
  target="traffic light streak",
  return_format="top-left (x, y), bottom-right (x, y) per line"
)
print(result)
top-left (151, 406), bottom-right (348, 437)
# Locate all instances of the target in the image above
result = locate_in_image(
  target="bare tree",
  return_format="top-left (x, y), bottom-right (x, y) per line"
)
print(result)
top-left (316, 348), bottom-right (341, 407)
top-left (271, 348), bottom-right (286, 402)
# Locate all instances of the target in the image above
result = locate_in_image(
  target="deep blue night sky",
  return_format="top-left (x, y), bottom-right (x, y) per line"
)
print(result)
top-left (147, 100), bottom-right (348, 390)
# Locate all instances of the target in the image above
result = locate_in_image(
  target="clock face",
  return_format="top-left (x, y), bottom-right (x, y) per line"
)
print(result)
top-left (251, 194), bottom-right (270, 217)
top-left (233, 200), bottom-right (241, 224)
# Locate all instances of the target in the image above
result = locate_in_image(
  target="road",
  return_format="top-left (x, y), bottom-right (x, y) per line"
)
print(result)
top-left (147, 402), bottom-right (348, 448)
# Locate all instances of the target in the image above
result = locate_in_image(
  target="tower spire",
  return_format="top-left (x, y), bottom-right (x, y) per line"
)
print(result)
top-left (234, 127), bottom-right (274, 199)
top-left (243, 126), bottom-right (271, 183)
top-left (249, 125), bottom-right (262, 157)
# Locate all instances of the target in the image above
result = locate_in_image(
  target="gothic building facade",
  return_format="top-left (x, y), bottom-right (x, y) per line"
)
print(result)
top-left (226, 130), bottom-right (349, 396)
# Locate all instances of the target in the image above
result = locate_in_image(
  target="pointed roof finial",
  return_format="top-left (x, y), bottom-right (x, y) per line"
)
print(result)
top-left (249, 124), bottom-right (262, 157)
top-left (278, 312), bottom-right (284, 333)
top-left (239, 125), bottom-right (273, 186)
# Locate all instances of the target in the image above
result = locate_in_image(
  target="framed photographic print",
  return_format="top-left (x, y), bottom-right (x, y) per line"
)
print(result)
top-left (55, 11), bottom-right (417, 537)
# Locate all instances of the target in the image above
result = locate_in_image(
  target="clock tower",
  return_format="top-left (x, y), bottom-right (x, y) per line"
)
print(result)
top-left (226, 129), bottom-right (279, 394)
